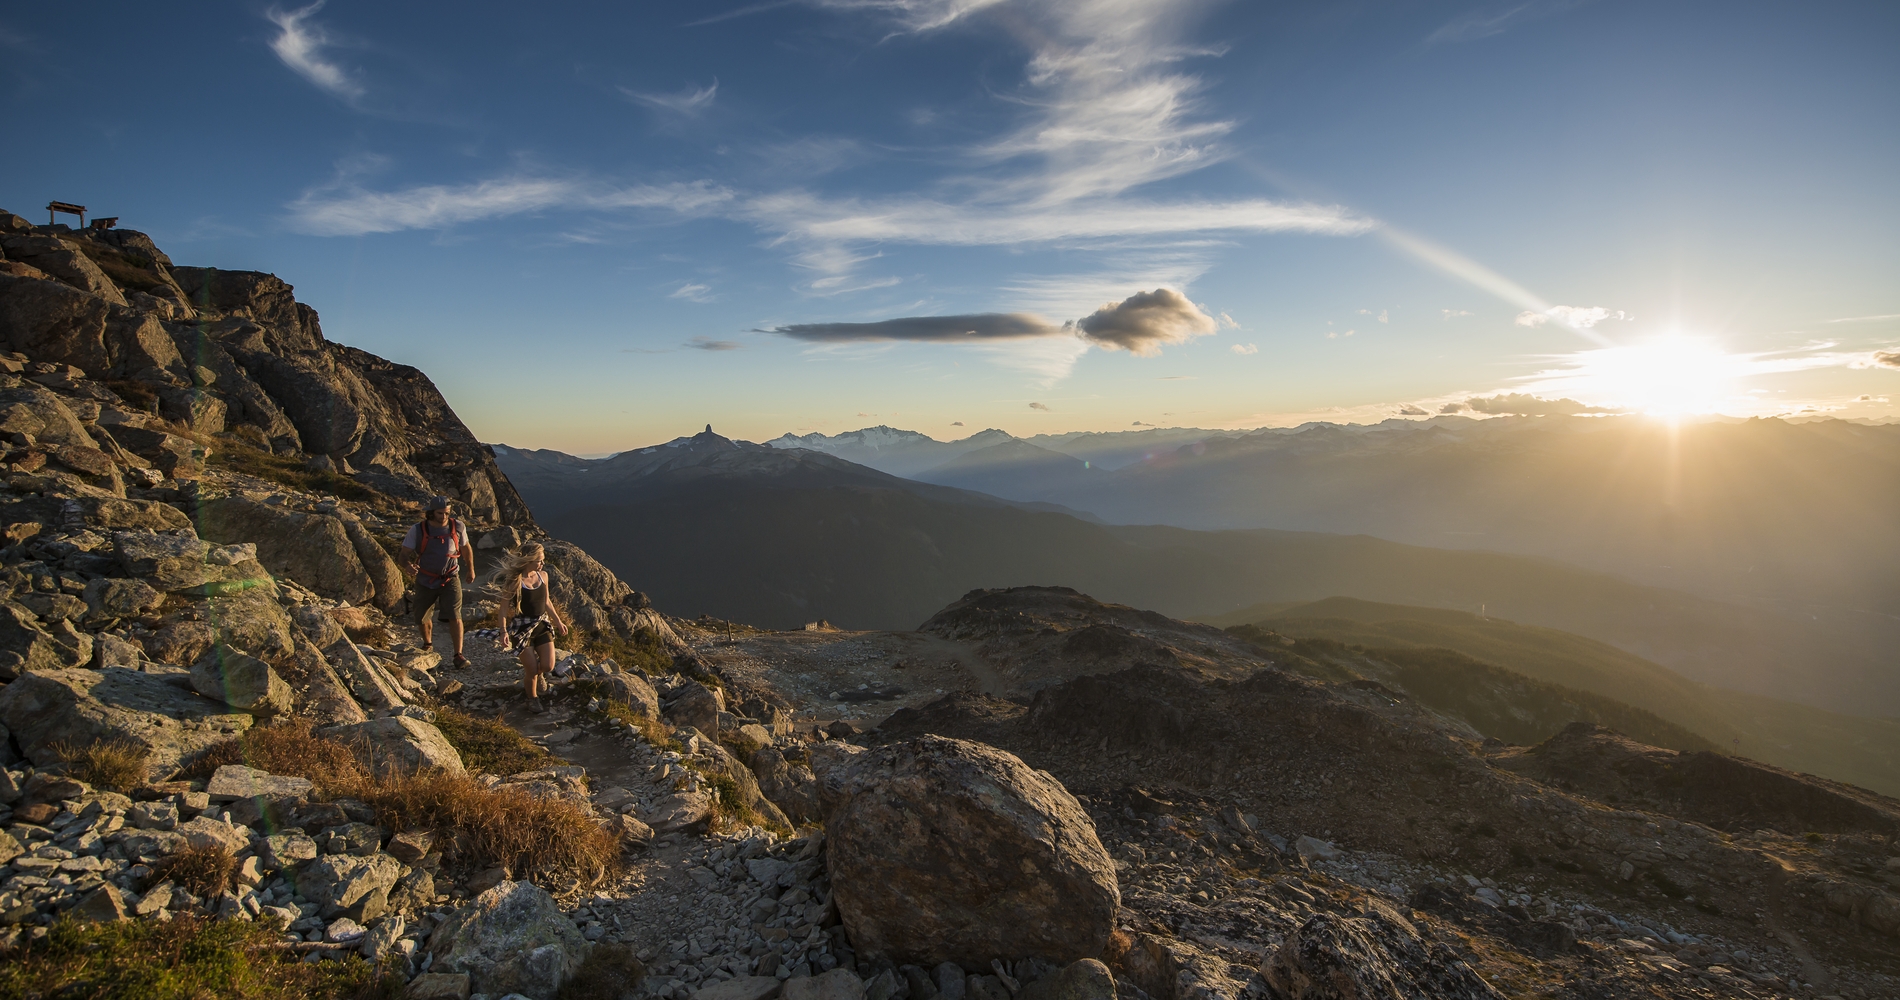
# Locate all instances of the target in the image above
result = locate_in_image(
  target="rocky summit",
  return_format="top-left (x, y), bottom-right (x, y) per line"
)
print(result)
top-left (0, 209), bottom-right (1895, 1000)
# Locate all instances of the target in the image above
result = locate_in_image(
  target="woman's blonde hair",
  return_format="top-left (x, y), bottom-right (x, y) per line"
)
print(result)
top-left (494, 542), bottom-right (546, 593)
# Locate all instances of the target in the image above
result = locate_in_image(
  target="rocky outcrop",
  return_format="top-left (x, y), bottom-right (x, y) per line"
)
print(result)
top-left (816, 735), bottom-right (1120, 967)
top-left (194, 495), bottom-right (398, 608)
top-left (0, 667), bottom-right (251, 778)
top-left (429, 880), bottom-right (590, 999)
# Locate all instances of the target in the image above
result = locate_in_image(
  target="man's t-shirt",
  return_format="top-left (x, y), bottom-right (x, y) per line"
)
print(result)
top-left (402, 519), bottom-right (470, 564)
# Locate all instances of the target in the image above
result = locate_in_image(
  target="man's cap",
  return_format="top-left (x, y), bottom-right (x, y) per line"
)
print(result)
top-left (426, 496), bottom-right (453, 512)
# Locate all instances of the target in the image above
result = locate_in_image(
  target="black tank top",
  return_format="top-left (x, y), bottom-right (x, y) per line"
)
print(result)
top-left (518, 576), bottom-right (548, 617)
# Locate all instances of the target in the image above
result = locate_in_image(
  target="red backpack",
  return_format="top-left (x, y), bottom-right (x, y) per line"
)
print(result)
top-left (414, 518), bottom-right (464, 588)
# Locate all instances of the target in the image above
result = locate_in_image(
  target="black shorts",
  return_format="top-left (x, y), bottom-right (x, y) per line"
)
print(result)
top-left (414, 576), bottom-right (462, 626)
top-left (507, 615), bottom-right (554, 649)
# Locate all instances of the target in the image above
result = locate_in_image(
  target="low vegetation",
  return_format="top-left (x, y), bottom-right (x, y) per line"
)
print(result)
top-left (50, 739), bottom-right (150, 793)
top-left (575, 627), bottom-right (674, 677)
top-left (189, 720), bottom-right (615, 888)
top-left (205, 439), bottom-right (380, 502)
top-left (148, 844), bottom-right (238, 900)
top-left (430, 704), bottom-right (563, 776)
top-left (0, 915), bottom-right (401, 1000)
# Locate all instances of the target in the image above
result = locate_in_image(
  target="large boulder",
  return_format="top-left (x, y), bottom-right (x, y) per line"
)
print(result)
top-left (818, 735), bottom-right (1119, 967)
top-left (203, 587), bottom-right (295, 660)
top-left (702, 740), bottom-right (792, 831)
top-left (0, 667), bottom-right (251, 778)
top-left (429, 880), bottom-right (590, 999)
top-left (191, 644), bottom-right (294, 716)
top-left (195, 496), bottom-right (377, 605)
top-left (1261, 903), bottom-right (1507, 1000)
top-left (82, 577), bottom-right (163, 620)
top-left (318, 716), bottom-right (463, 775)
top-left (0, 235), bottom-right (126, 305)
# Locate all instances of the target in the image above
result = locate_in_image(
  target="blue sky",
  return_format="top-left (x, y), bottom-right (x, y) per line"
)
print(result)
top-left (4, 0), bottom-right (1897, 452)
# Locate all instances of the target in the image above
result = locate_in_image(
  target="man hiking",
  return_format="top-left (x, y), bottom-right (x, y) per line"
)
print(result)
top-left (402, 496), bottom-right (476, 668)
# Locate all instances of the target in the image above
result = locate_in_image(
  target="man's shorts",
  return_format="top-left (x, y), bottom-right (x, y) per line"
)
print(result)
top-left (414, 576), bottom-right (462, 626)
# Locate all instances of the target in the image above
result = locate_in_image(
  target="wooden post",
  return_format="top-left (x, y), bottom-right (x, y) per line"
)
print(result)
top-left (46, 201), bottom-right (87, 228)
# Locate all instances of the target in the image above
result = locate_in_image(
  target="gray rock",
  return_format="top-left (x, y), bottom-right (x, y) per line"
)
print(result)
top-left (406, 972), bottom-right (473, 1000)
top-left (1294, 836), bottom-right (1338, 863)
top-left (111, 530), bottom-right (214, 592)
top-left (750, 746), bottom-right (821, 825)
top-left (1037, 961), bottom-right (1114, 1000)
top-left (206, 764), bottom-right (313, 803)
top-left (129, 800), bottom-right (180, 830)
top-left (195, 497), bottom-right (381, 607)
top-left (73, 883), bottom-right (130, 923)
top-left (359, 913), bottom-right (405, 958)
top-left (820, 735), bottom-right (1119, 967)
top-left (429, 880), bottom-right (591, 1000)
top-left (261, 832), bottom-right (319, 869)
top-left (0, 829), bottom-right (23, 865)
top-left (296, 853), bottom-right (403, 916)
top-left (0, 666), bottom-right (251, 778)
top-left (598, 672), bottom-right (660, 722)
top-left (640, 790), bottom-right (715, 835)
top-left (933, 964), bottom-right (965, 1000)
top-left (317, 716), bottom-right (462, 775)
top-left (663, 680), bottom-right (722, 737)
top-left (17, 592), bottom-right (87, 622)
top-left (176, 815), bottom-right (251, 853)
top-left (191, 645), bottom-right (294, 716)
top-left (92, 632), bottom-right (145, 669)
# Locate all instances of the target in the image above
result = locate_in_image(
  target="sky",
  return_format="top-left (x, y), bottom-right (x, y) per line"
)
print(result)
top-left (3, 0), bottom-right (1898, 453)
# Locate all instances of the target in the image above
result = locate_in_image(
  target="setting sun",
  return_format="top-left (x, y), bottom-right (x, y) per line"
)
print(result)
top-left (1519, 337), bottom-right (1745, 415)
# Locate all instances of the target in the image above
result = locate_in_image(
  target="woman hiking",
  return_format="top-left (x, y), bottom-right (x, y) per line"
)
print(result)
top-left (492, 542), bottom-right (569, 713)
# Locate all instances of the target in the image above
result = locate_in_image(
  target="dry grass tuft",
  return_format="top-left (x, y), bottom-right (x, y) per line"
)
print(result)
top-left (187, 719), bottom-right (369, 791)
top-left (0, 914), bottom-right (401, 1000)
top-left (51, 739), bottom-right (150, 792)
top-left (557, 941), bottom-right (646, 1000)
top-left (431, 705), bottom-right (563, 776)
top-left (187, 715), bottom-right (615, 888)
top-left (345, 769), bottom-right (620, 888)
top-left (149, 844), bottom-right (239, 900)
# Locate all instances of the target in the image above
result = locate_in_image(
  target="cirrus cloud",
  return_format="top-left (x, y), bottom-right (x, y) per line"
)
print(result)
top-left (1515, 305), bottom-right (1630, 330)
top-left (266, 1), bottom-right (362, 100)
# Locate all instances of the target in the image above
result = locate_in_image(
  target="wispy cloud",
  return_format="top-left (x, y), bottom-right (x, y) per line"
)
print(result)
top-left (1830, 313), bottom-right (1900, 324)
top-left (1426, 0), bottom-right (1585, 45)
top-left (286, 175), bottom-right (732, 236)
top-left (1028, 401), bottom-right (1051, 411)
top-left (671, 282), bottom-right (714, 303)
top-left (1515, 305), bottom-right (1630, 329)
top-left (1872, 350), bottom-right (1900, 369)
top-left (621, 80), bottom-right (719, 115)
top-left (685, 336), bottom-right (742, 351)
top-left (266, 1), bottom-right (362, 100)
top-left (1230, 343), bottom-right (1257, 355)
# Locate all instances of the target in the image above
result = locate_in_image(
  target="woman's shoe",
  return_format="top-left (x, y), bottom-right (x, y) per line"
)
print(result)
top-left (528, 697), bottom-right (546, 714)
top-left (453, 653), bottom-right (470, 669)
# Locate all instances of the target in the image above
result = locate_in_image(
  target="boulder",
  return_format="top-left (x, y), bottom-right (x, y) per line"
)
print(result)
top-left (72, 884), bottom-right (131, 923)
top-left (17, 592), bottom-right (88, 622)
top-left (176, 815), bottom-right (252, 853)
top-left (206, 764), bottom-right (314, 803)
top-left (141, 619), bottom-right (216, 667)
top-left (112, 529), bottom-right (214, 592)
top-left (478, 526), bottom-right (521, 550)
top-left (318, 716), bottom-right (463, 775)
top-left (429, 880), bottom-right (590, 1000)
top-left (82, 577), bottom-right (162, 620)
top-left (325, 637), bottom-right (408, 712)
top-left (702, 740), bottom-right (792, 831)
top-left (203, 587), bottom-right (295, 659)
top-left (782, 970), bottom-right (866, 1000)
top-left (598, 671), bottom-right (660, 722)
top-left (195, 497), bottom-right (376, 605)
top-left (0, 235), bottom-right (126, 305)
top-left (640, 790), bottom-right (715, 835)
top-left (280, 640), bottom-right (369, 726)
top-left (1261, 902), bottom-right (1507, 1000)
top-left (664, 680), bottom-right (723, 736)
top-left (750, 746), bottom-right (822, 825)
top-left (191, 645), bottom-right (294, 716)
top-left (339, 513), bottom-right (404, 610)
top-left (818, 735), bottom-right (1119, 967)
top-left (0, 666), bottom-right (250, 778)
top-left (0, 601), bottom-right (90, 678)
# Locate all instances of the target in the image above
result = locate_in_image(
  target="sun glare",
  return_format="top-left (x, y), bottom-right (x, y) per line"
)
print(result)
top-left (1520, 337), bottom-right (1742, 416)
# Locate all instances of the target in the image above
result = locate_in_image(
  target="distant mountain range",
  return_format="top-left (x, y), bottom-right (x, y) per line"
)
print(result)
top-left (492, 424), bottom-right (1898, 718)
